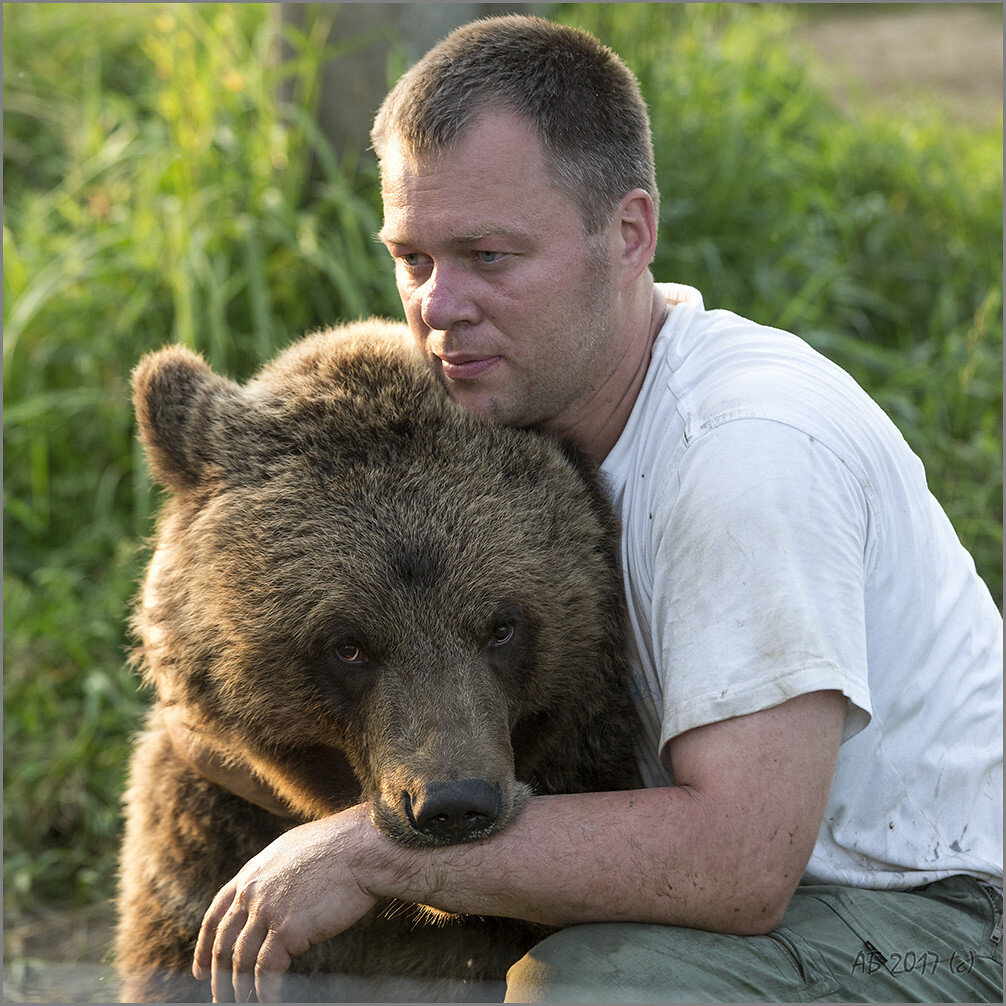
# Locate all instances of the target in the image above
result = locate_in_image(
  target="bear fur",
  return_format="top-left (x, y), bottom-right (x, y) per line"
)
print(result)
top-left (116, 319), bottom-right (641, 1002)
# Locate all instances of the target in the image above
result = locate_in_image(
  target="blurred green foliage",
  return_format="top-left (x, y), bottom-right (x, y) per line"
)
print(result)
top-left (3, 2), bottom-right (401, 915)
top-left (3, 2), bottom-right (1002, 916)
top-left (561, 2), bottom-right (1002, 592)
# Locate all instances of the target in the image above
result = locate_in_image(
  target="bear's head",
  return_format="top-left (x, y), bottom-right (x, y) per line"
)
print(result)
top-left (131, 320), bottom-right (633, 847)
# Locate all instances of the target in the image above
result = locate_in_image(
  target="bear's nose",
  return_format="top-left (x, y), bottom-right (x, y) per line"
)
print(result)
top-left (404, 778), bottom-right (501, 840)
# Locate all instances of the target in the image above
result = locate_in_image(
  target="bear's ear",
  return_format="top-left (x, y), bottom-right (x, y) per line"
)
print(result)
top-left (132, 346), bottom-right (242, 491)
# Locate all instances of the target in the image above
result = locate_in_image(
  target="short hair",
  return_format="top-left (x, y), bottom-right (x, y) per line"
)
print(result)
top-left (371, 15), bottom-right (658, 234)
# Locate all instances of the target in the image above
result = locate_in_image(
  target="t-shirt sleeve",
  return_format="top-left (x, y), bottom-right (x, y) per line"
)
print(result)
top-left (651, 418), bottom-right (874, 757)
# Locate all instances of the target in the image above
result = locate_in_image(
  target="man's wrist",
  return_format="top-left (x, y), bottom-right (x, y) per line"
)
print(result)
top-left (344, 803), bottom-right (447, 907)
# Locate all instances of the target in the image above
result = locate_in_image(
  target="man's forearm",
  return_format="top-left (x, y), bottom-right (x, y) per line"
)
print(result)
top-left (357, 786), bottom-right (793, 936)
top-left (358, 690), bottom-right (847, 937)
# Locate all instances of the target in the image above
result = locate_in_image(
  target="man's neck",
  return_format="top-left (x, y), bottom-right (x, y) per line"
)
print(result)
top-left (541, 280), bottom-right (667, 467)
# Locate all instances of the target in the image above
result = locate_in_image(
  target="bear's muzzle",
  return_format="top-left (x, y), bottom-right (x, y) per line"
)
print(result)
top-left (403, 777), bottom-right (503, 841)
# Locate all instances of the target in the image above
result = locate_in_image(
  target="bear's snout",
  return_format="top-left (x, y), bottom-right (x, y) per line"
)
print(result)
top-left (403, 778), bottom-right (502, 841)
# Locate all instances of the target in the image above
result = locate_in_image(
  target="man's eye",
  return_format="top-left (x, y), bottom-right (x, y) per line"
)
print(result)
top-left (400, 252), bottom-right (427, 268)
top-left (475, 250), bottom-right (503, 264)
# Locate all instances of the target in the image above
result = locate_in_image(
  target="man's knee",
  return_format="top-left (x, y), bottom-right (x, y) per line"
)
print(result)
top-left (503, 882), bottom-right (1004, 1004)
top-left (503, 921), bottom-right (778, 1004)
top-left (506, 923), bottom-right (654, 1003)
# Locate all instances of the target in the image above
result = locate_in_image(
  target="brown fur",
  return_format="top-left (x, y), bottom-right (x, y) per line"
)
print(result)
top-left (116, 319), bottom-right (641, 1002)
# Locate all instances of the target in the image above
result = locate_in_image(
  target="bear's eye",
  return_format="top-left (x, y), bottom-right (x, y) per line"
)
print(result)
top-left (488, 623), bottom-right (514, 647)
top-left (335, 642), bottom-right (366, 664)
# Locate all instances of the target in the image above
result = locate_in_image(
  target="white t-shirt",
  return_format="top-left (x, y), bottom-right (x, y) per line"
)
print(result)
top-left (600, 283), bottom-right (1003, 890)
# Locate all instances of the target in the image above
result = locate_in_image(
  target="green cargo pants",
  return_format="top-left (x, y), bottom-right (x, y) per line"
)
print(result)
top-left (504, 875), bottom-right (1003, 1003)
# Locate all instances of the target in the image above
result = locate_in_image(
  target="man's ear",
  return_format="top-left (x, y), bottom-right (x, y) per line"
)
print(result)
top-left (612, 188), bottom-right (658, 288)
top-left (132, 346), bottom-right (243, 492)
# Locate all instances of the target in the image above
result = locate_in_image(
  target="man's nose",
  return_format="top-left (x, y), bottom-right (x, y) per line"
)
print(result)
top-left (421, 264), bottom-right (480, 332)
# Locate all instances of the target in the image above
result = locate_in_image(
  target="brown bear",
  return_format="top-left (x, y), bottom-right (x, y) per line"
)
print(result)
top-left (116, 319), bottom-right (641, 1002)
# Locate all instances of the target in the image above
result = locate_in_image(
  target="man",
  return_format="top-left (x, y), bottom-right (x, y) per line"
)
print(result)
top-left (175, 16), bottom-right (1002, 1003)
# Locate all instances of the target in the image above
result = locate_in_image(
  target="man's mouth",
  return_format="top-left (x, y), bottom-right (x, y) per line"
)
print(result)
top-left (438, 354), bottom-right (503, 380)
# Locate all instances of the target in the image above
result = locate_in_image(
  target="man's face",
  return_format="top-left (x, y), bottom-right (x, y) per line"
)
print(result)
top-left (379, 110), bottom-right (619, 431)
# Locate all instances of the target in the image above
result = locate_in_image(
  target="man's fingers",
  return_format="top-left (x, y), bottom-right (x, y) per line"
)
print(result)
top-left (210, 903), bottom-right (251, 1003)
top-left (255, 936), bottom-right (294, 1005)
top-left (194, 882), bottom-right (237, 980)
top-left (233, 920), bottom-right (271, 1004)
top-left (189, 811), bottom-right (380, 999)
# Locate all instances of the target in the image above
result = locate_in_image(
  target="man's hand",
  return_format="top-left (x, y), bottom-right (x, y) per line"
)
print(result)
top-left (193, 805), bottom-right (385, 1003)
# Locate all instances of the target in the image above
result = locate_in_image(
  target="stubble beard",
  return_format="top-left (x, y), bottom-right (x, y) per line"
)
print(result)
top-left (500, 237), bottom-right (617, 430)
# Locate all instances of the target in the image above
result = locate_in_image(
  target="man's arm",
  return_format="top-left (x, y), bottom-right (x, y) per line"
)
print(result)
top-left (194, 689), bottom-right (845, 1003)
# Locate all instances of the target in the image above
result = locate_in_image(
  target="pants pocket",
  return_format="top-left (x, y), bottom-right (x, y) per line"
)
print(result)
top-left (767, 925), bottom-right (842, 1001)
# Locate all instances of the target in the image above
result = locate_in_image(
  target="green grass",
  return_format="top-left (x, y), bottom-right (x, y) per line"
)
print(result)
top-left (3, 2), bottom-right (1002, 918)
top-left (3, 2), bottom-right (400, 915)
